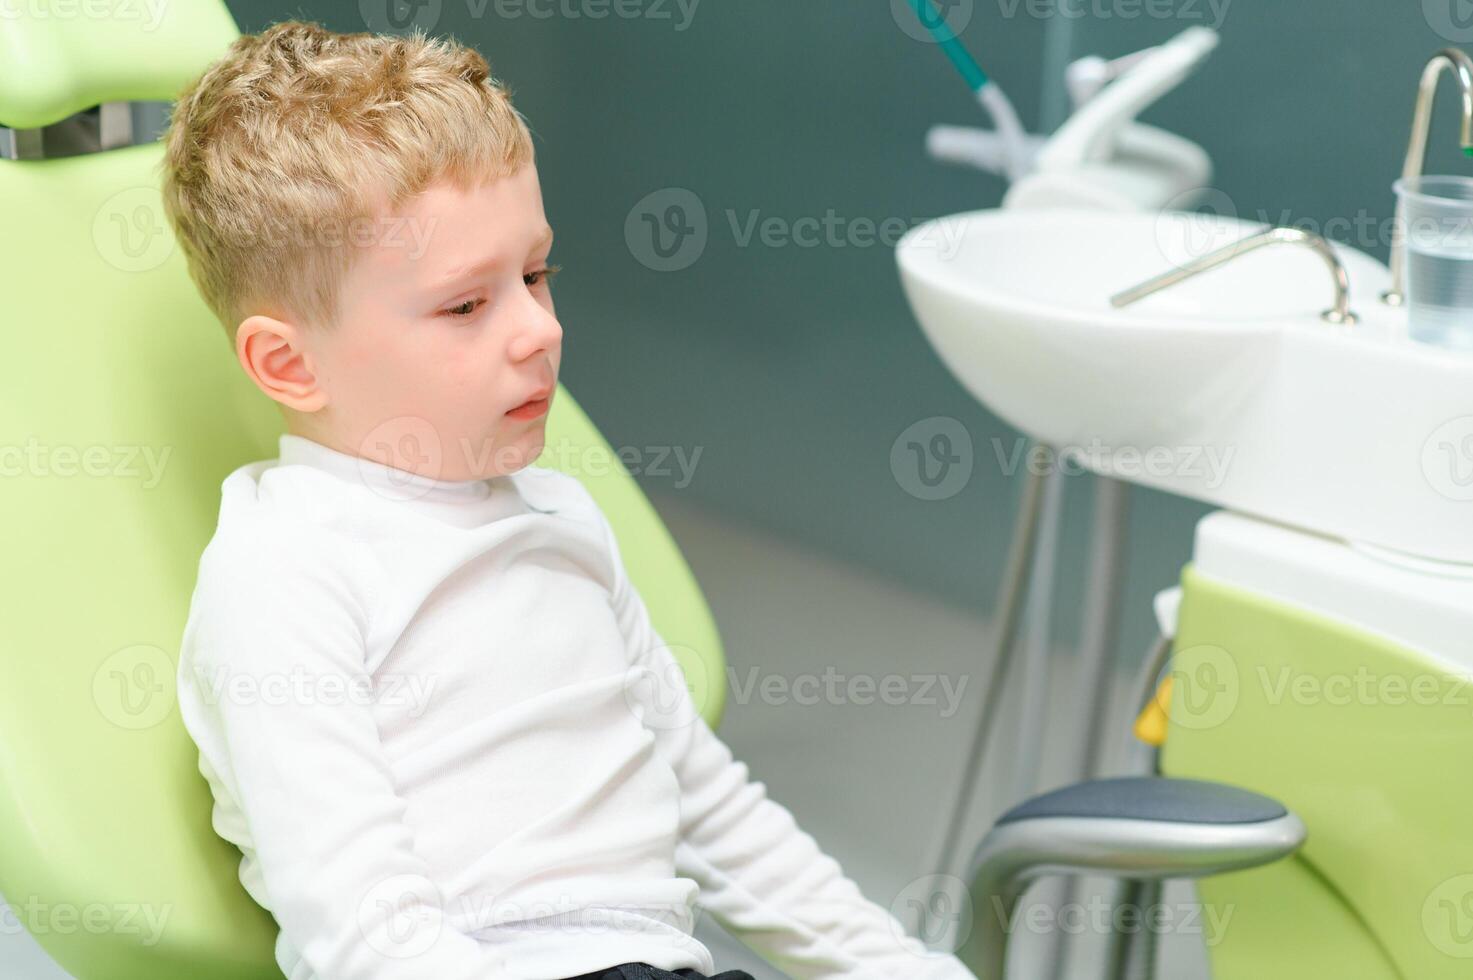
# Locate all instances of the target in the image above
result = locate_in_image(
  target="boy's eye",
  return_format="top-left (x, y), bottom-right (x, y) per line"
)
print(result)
top-left (441, 298), bottom-right (484, 319)
top-left (439, 265), bottom-right (561, 318)
top-left (525, 264), bottom-right (562, 288)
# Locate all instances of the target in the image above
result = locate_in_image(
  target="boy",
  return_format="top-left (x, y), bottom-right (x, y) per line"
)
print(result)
top-left (164, 20), bottom-right (976, 980)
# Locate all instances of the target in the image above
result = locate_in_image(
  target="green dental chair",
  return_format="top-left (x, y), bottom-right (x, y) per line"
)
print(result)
top-left (1157, 522), bottom-right (1473, 980)
top-left (0, 5), bottom-right (729, 978)
top-left (0, 3), bottom-right (1307, 979)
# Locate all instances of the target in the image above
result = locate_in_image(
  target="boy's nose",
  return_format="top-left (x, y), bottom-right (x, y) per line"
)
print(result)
top-left (509, 305), bottom-right (563, 363)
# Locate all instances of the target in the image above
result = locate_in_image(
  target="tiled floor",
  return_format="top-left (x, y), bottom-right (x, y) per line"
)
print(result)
top-left (1, 492), bottom-right (1208, 979)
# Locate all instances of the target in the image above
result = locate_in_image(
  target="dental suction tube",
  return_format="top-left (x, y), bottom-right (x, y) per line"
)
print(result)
top-left (905, 0), bottom-right (1033, 181)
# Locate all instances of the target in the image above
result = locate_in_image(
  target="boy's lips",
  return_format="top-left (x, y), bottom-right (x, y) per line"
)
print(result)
top-left (507, 384), bottom-right (553, 417)
top-left (506, 396), bottom-right (549, 420)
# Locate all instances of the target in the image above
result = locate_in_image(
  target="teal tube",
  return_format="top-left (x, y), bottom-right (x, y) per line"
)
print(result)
top-left (906, 0), bottom-right (990, 91)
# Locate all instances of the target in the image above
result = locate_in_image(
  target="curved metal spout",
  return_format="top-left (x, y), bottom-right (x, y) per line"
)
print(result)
top-left (1383, 48), bottom-right (1473, 305)
top-left (1111, 226), bottom-right (1357, 325)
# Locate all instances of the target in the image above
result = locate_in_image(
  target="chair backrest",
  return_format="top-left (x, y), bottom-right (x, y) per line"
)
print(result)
top-left (0, 4), bottom-right (725, 978)
top-left (1163, 567), bottom-right (1473, 979)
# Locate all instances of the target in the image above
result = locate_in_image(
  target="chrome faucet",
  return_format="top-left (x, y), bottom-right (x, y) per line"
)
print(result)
top-left (1111, 226), bottom-right (1358, 325)
top-left (1383, 48), bottom-right (1473, 306)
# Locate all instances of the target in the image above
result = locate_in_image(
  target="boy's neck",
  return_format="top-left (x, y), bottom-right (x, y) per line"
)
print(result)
top-left (276, 432), bottom-right (501, 505)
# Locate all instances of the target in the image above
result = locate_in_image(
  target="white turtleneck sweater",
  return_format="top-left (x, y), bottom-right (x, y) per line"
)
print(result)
top-left (176, 433), bottom-right (975, 980)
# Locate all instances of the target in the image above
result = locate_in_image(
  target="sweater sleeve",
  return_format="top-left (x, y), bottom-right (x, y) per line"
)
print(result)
top-left (593, 513), bottom-right (976, 980)
top-left (177, 517), bottom-right (515, 980)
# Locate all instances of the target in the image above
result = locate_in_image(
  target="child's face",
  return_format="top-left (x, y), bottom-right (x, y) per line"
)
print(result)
top-left (263, 162), bottom-right (563, 480)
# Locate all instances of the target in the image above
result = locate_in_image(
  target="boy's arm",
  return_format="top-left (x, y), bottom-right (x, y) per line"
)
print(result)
top-left (178, 520), bottom-right (514, 980)
top-left (594, 515), bottom-right (976, 980)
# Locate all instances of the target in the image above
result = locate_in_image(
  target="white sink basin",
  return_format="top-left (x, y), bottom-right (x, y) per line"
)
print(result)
top-left (897, 208), bottom-right (1473, 565)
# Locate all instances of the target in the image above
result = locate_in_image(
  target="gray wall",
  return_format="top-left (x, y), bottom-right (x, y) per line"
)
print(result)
top-left (224, 0), bottom-right (1461, 687)
top-left (1070, 0), bottom-right (1473, 262)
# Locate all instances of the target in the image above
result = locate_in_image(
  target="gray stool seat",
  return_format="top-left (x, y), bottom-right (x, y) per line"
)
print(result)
top-left (997, 776), bottom-right (1289, 827)
top-left (965, 777), bottom-right (1306, 979)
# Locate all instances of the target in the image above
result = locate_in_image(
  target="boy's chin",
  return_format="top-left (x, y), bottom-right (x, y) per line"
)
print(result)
top-left (466, 433), bottom-right (545, 478)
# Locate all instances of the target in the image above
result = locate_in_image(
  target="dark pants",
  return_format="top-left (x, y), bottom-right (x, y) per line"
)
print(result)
top-left (561, 962), bottom-right (755, 980)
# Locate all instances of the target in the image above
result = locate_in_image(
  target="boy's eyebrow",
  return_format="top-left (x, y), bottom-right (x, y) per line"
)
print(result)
top-left (427, 225), bottom-right (556, 292)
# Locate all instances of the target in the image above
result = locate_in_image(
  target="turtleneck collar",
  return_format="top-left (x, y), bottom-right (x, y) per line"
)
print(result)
top-left (276, 433), bottom-right (511, 507)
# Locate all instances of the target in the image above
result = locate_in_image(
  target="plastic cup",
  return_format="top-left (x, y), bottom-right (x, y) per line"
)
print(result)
top-left (1395, 174), bottom-right (1473, 350)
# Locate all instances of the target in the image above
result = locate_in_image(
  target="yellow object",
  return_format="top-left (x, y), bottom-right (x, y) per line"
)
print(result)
top-left (1134, 675), bottom-right (1173, 746)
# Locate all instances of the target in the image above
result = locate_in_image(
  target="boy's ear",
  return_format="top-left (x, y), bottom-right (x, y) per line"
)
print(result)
top-left (235, 314), bottom-right (329, 413)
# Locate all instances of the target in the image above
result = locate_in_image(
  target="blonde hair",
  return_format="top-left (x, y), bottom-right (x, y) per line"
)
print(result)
top-left (159, 20), bottom-right (535, 337)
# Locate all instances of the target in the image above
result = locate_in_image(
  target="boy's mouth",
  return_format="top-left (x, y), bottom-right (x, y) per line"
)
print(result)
top-left (506, 385), bottom-right (553, 420)
top-left (506, 397), bottom-right (549, 420)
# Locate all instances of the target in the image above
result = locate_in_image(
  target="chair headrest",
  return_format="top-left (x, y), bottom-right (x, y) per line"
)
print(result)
top-left (0, 0), bottom-right (239, 129)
